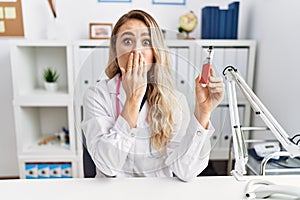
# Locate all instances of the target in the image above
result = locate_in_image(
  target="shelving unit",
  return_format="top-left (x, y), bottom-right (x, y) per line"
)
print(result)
top-left (73, 40), bottom-right (110, 178)
top-left (10, 39), bottom-right (256, 178)
top-left (73, 39), bottom-right (256, 169)
top-left (195, 40), bottom-right (257, 160)
top-left (163, 40), bottom-right (257, 160)
top-left (10, 40), bottom-right (78, 179)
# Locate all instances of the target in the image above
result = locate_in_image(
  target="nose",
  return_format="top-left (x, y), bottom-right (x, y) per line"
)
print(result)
top-left (133, 40), bottom-right (143, 52)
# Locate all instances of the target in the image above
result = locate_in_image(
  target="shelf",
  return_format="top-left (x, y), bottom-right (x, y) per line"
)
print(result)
top-left (14, 106), bottom-right (75, 155)
top-left (10, 39), bottom-right (256, 178)
top-left (18, 154), bottom-right (78, 161)
top-left (12, 86), bottom-right (73, 106)
top-left (10, 40), bottom-right (72, 47)
top-left (195, 39), bottom-right (256, 48)
top-left (23, 140), bottom-right (72, 156)
top-left (10, 44), bottom-right (73, 97)
top-left (10, 40), bottom-right (77, 178)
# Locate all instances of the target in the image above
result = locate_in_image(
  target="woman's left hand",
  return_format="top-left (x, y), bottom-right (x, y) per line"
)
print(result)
top-left (194, 68), bottom-right (224, 128)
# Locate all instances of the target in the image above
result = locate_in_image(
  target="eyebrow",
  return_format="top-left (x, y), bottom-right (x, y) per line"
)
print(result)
top-left (120, 31), bottom-right (134, 38)
top-left (120, 31), bottom-right (150, 38)
top-left (141, 32), bottom-right (150, 37)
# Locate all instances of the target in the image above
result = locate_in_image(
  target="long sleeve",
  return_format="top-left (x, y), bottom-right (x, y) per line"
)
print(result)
top-left (81, 84), bottom-right (135, 177)
top-left (165, 92), bottom-right (214, 182)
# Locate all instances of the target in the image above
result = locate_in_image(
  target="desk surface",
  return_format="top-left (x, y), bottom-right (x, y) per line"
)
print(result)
top-left (0, 175), bottom-right (299, 200)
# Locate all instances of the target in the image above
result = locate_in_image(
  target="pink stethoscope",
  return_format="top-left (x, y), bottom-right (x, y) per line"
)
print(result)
top-left (115, 75), bottom-right (121, 118)
top-left (115, 75), bottom-right (157, 156)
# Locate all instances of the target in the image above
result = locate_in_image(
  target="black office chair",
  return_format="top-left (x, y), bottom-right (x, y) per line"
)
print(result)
top-left (82, 132), bottom-right (96, 178)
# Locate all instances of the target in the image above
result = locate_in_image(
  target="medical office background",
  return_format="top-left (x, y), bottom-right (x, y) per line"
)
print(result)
top-left (0, 0), bottom-right (299, 178)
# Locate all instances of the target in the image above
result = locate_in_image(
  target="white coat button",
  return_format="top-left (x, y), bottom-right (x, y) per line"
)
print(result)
top-left (197, 131), bottom-right (201, 136)
top-left (131, 132), bottom-right (135, 137)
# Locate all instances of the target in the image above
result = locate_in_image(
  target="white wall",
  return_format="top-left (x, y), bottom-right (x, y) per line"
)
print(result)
top-left (244, 0), bottom-right (300, 138)
top-left (0, 41), bottom-right (18, 177)
top-left (1, 0), bottom-right (300, 177)
top-left (22, 0), bottom-right (235, 40)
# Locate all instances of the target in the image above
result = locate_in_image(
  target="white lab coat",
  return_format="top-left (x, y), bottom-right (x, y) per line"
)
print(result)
top-left (81, 74), bottom-right (215, 181)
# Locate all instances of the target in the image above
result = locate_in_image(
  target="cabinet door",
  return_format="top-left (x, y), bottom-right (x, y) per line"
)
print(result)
top-left (77, 48), bottom-right (93, 102)
top-left (210, 105), bottom-right (245, 159)
top-left (177, 47), bottom-right (191, 90)
top-left (91, 47), bottom-right (109, 83)
top-left (211, 48), bottom-right (225, 75)
top-left (168, 47), bottom-right (178, 82)
top-left (201, 47), bottom-right (249, 99)
top-left (220, 105), bottom-right (245, 151)
top-left (76, 47), bottom-right (109, 103)
top-left (168, 46), bottom-right (194, 110)
top-left (210, 106), bottom-right (223, 151)
top-left (201, 47), bottom-right (248, 77)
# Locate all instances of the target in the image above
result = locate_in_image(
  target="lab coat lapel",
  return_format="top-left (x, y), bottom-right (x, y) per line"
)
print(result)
top-left (118, 84), bottom-right (126, 106)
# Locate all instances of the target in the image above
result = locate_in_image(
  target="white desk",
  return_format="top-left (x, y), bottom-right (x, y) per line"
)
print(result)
top-left (0, 175), bottom-right (299, 199)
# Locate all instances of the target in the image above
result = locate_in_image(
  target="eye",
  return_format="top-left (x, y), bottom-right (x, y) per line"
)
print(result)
top-left (123, 38), bottom-right (133, 45)
top-left (143, 39), bottom-right (151, 46)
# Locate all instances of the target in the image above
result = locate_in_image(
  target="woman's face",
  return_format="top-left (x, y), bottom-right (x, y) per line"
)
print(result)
top-left (115, 19), bottom-right (154, 72)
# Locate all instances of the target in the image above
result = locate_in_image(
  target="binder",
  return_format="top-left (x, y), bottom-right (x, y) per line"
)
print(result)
top-left (202, 1), bottom-right (239, 39)
top-left (225, 8), bottom-right (233, 39)
top-left (50, 163), bottom-right (62, 178)
top-left (25, 163), bottom-right (38, 179)
top-left (38, 163), bottom-right (50, 179)
top-left (218, 9), bottom-right (227, 39)
top-left (201, 6), bottom-right (212, 39)
top-left (210, 7), bottom-right (220, 39)
top-left (61, 163), bottom-right (72, 178)
top-left (229, 1), bottom-right (239, 39)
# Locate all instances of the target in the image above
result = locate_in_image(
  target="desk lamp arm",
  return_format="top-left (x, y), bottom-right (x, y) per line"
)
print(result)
top-left (222, 66), bottom-right (300, 176)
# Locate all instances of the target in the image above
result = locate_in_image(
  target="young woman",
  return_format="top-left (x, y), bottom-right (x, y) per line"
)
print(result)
top-left (81, 9), bottom-right (224, 181)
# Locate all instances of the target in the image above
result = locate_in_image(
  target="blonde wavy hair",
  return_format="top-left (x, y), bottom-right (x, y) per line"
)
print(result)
top-left (105, 10), bottom-right (180, 151)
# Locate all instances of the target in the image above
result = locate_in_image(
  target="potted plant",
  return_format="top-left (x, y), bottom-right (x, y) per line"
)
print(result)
top-left (43, 67), bottom-right (59, 92)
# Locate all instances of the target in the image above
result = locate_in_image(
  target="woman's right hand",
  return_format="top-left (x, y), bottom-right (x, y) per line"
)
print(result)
top-left (120, 51), bottom-right (147, 128)
top-left (120, 51), bottom-right (147, 102)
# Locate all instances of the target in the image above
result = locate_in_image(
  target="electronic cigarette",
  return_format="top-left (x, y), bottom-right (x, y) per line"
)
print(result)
top-left (200, 46), bottom-right (213, 85)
